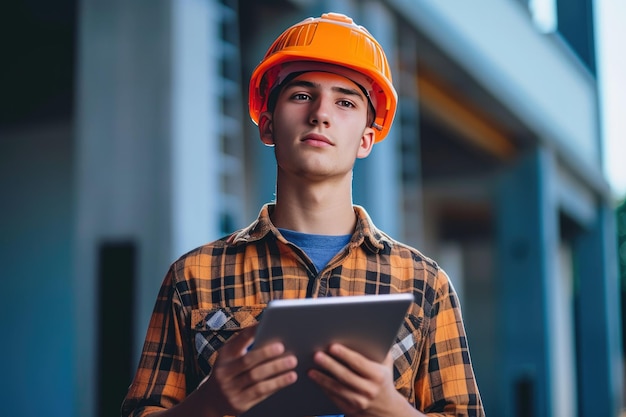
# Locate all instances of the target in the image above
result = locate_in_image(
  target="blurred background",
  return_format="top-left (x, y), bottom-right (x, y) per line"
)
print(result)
top-left (1, 0), bottom-right (624, 416)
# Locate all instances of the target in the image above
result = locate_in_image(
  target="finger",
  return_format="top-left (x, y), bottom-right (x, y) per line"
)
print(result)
top-left (233, 369), bottom-right (299, 414)
top-left (241, 340), bottom-right (289, 370)
top-left (310, 349), bottom-right (390, 415)
top-left (218, 340), bottom-right (290, 391)
top-left (313, 345), bottom-right (390, 395)
top-left (219, 324), bottom-right (259, 360)
top-left (308, 366), bottom-right (361, 413)
top-left (325, 344), bottom-right (374, 378)
top-left (208, 345), bottom-right (298, 414)
top-left (312, 349), bottom-right (362, 390)
top-left (242, 356), bottom-right (299, 396)
top-left (223, 338), bottom-right (296, 390)
top-left (228, 355), bottom-right (298, 412)
top-left (308, 365), bottom-right (342, 390)
top-left (236, 345), bottom-right (296, 390)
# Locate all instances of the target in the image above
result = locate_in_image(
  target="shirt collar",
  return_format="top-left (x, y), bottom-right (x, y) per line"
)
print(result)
top-left (230, 203), bottom-right (390, 252)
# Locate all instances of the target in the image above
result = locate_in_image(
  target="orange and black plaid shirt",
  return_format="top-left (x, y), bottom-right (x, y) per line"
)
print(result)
top-left (121, 204), bottom-right (484, 416)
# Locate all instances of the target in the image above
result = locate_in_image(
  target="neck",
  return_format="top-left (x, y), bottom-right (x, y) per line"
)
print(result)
top-left (271, 173), bottom-right (356, 235)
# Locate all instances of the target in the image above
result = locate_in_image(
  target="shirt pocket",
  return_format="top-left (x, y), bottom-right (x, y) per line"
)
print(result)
top-left (391, 311), bottom-right (424, 404)
top-left (191, 305), bottom-right (265, 376)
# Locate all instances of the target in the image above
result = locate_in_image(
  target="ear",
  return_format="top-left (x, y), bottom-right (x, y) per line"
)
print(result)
top-left (259, 112), bottom-right (275, 147)
top-left (356, 126), bottom-right (375, 159)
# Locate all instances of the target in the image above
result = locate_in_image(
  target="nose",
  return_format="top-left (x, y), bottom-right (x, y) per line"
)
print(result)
top-left (309, 95), bottom-right (331, 126)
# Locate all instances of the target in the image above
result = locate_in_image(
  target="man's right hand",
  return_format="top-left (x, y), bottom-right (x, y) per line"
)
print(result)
top-left (196, 324), bottom-right (298, 417)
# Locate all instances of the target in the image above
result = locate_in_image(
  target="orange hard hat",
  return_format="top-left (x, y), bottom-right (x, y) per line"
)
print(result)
top-left (248, 12), bottom-right (398, 143)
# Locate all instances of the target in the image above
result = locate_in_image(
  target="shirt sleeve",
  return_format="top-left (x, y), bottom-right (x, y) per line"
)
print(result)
top-left (121, 266), bottom-right (190, 417)
top-left (413, 269), bottom-right (485, 416)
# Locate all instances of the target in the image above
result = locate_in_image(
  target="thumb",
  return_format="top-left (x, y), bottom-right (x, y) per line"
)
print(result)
top-left (222, 324), bottom-right (258, 359)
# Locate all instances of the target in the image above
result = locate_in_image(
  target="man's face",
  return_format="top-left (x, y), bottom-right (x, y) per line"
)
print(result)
top-left (259, 71), bottom-right (375, 182)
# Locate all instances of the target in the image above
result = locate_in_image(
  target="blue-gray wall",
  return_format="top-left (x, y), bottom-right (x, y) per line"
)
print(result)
top-left (0, 123), bottom-right (75, 416)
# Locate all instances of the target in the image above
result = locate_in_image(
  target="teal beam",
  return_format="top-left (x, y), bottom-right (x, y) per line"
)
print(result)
top-left (495, 148), bottom-right (556, 417)
top-left (574, 203), bottom-right (624, 417)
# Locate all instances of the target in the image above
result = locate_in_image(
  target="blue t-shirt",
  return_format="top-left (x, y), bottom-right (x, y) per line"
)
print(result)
top-left (278, 228), bottom-right (351, 273)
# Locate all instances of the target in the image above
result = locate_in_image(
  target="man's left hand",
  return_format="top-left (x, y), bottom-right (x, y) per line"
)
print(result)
top-left (308, 344), bottom-right (405, 417)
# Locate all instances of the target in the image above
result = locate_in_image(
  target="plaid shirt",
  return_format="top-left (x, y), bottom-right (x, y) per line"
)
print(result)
top-left (121, 204), bottom-right (484, 416)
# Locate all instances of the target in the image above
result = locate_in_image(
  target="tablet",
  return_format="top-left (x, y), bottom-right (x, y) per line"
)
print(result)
top-left (242, 293), bottom-right (414, 417)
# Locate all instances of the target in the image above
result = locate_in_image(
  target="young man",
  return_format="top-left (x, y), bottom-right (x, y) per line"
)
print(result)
top-left (121, 12), bottom-right (484, 417)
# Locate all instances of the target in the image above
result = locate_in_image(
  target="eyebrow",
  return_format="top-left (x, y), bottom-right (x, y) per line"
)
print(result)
top-left (283, 79), bottom-right (366, 102)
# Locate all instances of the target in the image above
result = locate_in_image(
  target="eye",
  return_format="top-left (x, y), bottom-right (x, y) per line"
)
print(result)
top-left (291, 93), bottom-right (311, 101)
top-left (337, 99), bottom-right (356, 108)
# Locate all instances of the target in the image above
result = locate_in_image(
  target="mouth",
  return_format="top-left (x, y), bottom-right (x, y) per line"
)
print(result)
top-left (301, 133), bottom-right (333, 147)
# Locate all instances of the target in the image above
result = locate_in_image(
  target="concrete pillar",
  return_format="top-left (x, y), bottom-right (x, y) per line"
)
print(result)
top-left (575, 202), bottom-right (624, 417)
top-left (355, 1), bottom-right (401, 238)
top-left (74, 0), bottom-right (220, 415)
top-left (495, 147), bottom-right (558, 417)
